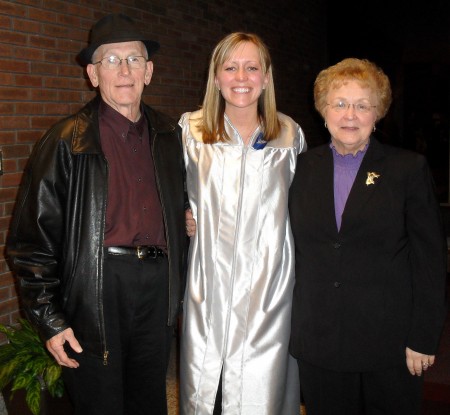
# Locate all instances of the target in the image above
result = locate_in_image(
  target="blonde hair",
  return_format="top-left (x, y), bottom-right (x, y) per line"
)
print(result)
top-left (314, 58), bottom-right (392, 121)
top-left (199, 32), bottom-right (280, 144)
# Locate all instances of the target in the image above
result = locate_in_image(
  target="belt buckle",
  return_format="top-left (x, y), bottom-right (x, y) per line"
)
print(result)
top-left (136, 246), bottom-right (146, 259)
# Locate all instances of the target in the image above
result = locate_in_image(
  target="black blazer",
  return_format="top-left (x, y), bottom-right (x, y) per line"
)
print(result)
top-left (289, 138), bottom-right (447, 372)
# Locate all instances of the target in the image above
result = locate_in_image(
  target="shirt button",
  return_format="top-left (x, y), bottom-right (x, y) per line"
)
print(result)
top-left (333, 242), bottom-right (341, 249)
top-left (334, 282), bottom-right (341, 288)
top-left (137, 177), bottom-right (142, 182)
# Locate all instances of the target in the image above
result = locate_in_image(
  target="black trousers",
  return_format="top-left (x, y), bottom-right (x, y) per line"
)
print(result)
top-left (63, 253), bottom-right (172, 415)
top-left (298, 359), bottom-right (424, 415)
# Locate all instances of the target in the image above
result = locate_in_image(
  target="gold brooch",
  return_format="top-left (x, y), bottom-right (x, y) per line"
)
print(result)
top-left (366, 172), bottom-right (380, 185)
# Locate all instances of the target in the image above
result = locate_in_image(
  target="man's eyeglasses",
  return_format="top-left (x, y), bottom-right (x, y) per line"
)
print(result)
top-left (92, 55), bottom-right (148, 70)
top-left (327, 100), bottom-right (376, 114)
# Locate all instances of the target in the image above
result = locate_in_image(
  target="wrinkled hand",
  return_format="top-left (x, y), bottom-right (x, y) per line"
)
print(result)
top-left (185, 208), bottom-right (196, 237)
top-left (406, 347), bottom-right (435, 376)
top-left (46, 328), bottom-right (83, 368)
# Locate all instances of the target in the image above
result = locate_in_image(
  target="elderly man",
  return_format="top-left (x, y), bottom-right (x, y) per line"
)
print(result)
top-left (7, 14), bottom-right (187, 414)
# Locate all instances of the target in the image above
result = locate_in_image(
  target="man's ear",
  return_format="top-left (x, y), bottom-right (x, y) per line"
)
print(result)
top-left (86, 64), bottom-right (99, 87)
top-left (144, 61), bottom-right (154, 86)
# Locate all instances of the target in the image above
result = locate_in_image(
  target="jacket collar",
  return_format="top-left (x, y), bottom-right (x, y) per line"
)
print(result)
top-left (72, 95), bottom-right (176, 154)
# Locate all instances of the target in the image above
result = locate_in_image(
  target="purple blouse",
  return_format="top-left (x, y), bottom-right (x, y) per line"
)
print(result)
top-left (331, 142), bottom-right (368, 230)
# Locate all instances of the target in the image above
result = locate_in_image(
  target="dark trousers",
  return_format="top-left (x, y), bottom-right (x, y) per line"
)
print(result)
top-left (298, 359), bottom-right (424, 415)
top-left (213, 371), bottom-right (223, 414)
top-left (63, 253), bottom-right (172, 415)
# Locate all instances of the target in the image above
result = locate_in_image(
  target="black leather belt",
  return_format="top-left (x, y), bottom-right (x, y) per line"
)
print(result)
top-left (106, 246), bottom-right (166, 259)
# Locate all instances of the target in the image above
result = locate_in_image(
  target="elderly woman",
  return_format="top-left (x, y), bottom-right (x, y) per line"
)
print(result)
top-left (289, 58), bottom-right (447, 415)
top-left (180, 32), bottom-right (306, 414)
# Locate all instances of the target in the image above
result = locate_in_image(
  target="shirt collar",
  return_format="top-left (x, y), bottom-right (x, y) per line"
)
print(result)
top-left (99, 99), bottom-right (146, 141)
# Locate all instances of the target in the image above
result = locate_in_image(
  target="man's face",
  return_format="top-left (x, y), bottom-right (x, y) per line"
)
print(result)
top-left (86, 41), bottom-right (152, 120)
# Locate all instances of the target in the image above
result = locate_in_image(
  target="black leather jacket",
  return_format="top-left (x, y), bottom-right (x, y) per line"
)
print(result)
top-left (7, 96), bottom-right (187, 360)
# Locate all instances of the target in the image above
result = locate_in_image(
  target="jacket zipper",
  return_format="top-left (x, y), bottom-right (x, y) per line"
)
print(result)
top-left (100, 154), bottom-right (109, 365)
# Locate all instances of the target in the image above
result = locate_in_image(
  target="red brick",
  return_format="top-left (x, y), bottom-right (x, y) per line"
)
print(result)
top-left (58, 38), bottom-right (84, 54)
top-left (43, 50), bottom-right (71, 64)
top-left (0, 131), bottom-right (15, 143)
top-left (0, 59), bottom-right (29, 74)
top-left (13, 17), bottom-right (40, 34)
top-left (4, 201), bottom-right (16, 216)
top-left (45, 0), bottom-right (69, 12)
top-left (14, 74), bottom-right (43, 88)
top-left (59, 64), bottom-right (84, 78)
top-left (17, 158), bottom-right (30, 171)
top-left (30, 88), bottom-right (58, 101)
top-left (0, 287), bottom-right (10, 301)
top-left (42, 22), bottom-right (72, 38)
top-left (43, 103), bottom-right (71, 115)
top-left (28, 7), bottom-right (57, 23)
top-left (0, 183), bottom-right (15, 201)
top-left (15, 102), bottom-right (44, 114)
top-left (14, 46), bottom-right (44, 61)
top-left (2, 272), bottom-right (16, 290)
top-left (0, 29), bottom-right (27, 46)
top-left (17, 130), bottom-right (41, 144)
top-left (0, 15), bottom-right (11, 29)
top-left (0, 1), bottom-right (27, 18)
top-left (0, 299), bottom-right (19, 317)
top-left (0, 116), bottom-right (30, 130)
top-left (59, 90), bottom-right (84, 102)
top-left (0, 43), bottom-right (13, 58)
top-left (31, 62), bottom-right (58, 75)
top-left (0, 172), bottom-right (22, 188)
top-left (44, 76), bottom-right (78, 89)
top-left (57, 14), bottom-right (82, 27)
top-left (0, 103), bottom-right (14, 115)
top-left (1, 145), bottom-right (30, 159)
top-left (29, 35), bottom-right (57, 49)
top-left (0, 87), bottom-right (29, 100)
top-left (1, 159), bottom-right (17, 173)
top-left (31, 116), bottom-right (61, 129)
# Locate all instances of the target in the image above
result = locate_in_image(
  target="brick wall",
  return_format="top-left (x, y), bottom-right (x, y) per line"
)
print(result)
top-left (0, 0), bottom-right (327, 335)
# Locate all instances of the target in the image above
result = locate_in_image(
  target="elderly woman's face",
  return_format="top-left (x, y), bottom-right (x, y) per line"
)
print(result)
top-left (324, 80), bottom-right (377, 155)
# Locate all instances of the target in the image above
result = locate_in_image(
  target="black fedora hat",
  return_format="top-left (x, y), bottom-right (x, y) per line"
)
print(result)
top-left (77, 14), bottom-right (160, 66)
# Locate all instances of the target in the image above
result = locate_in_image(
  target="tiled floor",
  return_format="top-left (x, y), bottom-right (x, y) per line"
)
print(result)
top-left (167, 335), bottom-right (180, 414)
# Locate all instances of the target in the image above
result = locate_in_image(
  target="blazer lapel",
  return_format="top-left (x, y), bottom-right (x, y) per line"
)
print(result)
top-left (313, 145), bottom-right (339, 234)
top-left (340, 138), bottom-right (386, 233)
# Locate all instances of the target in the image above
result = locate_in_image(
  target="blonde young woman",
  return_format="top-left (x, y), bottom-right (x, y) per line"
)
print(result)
top-left (179, 33), bottom-right (306, 414)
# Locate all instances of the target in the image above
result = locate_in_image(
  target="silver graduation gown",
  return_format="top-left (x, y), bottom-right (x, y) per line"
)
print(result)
top-left (179, 110), bottom-right (306, 414)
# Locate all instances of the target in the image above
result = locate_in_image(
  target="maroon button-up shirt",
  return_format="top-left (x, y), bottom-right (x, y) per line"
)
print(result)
top-left (99, 100), bottom-right (166, 248)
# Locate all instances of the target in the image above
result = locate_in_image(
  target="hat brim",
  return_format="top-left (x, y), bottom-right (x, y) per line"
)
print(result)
top-left (77, 39), bottom-right (160, 66)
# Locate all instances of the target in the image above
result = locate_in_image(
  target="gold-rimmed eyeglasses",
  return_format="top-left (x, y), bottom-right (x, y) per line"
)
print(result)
top-left (92, 55), bottom-right (148, 70)
top-left (327, 100), bottom-right (376, 114)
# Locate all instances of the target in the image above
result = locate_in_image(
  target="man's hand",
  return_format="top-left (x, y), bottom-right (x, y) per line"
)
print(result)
top-left (185, 208), bottom-right (196, 237)
top-left (406, 347), bottom-right (435, 376)
top-left (46, 328), bottom-right (83, 368)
